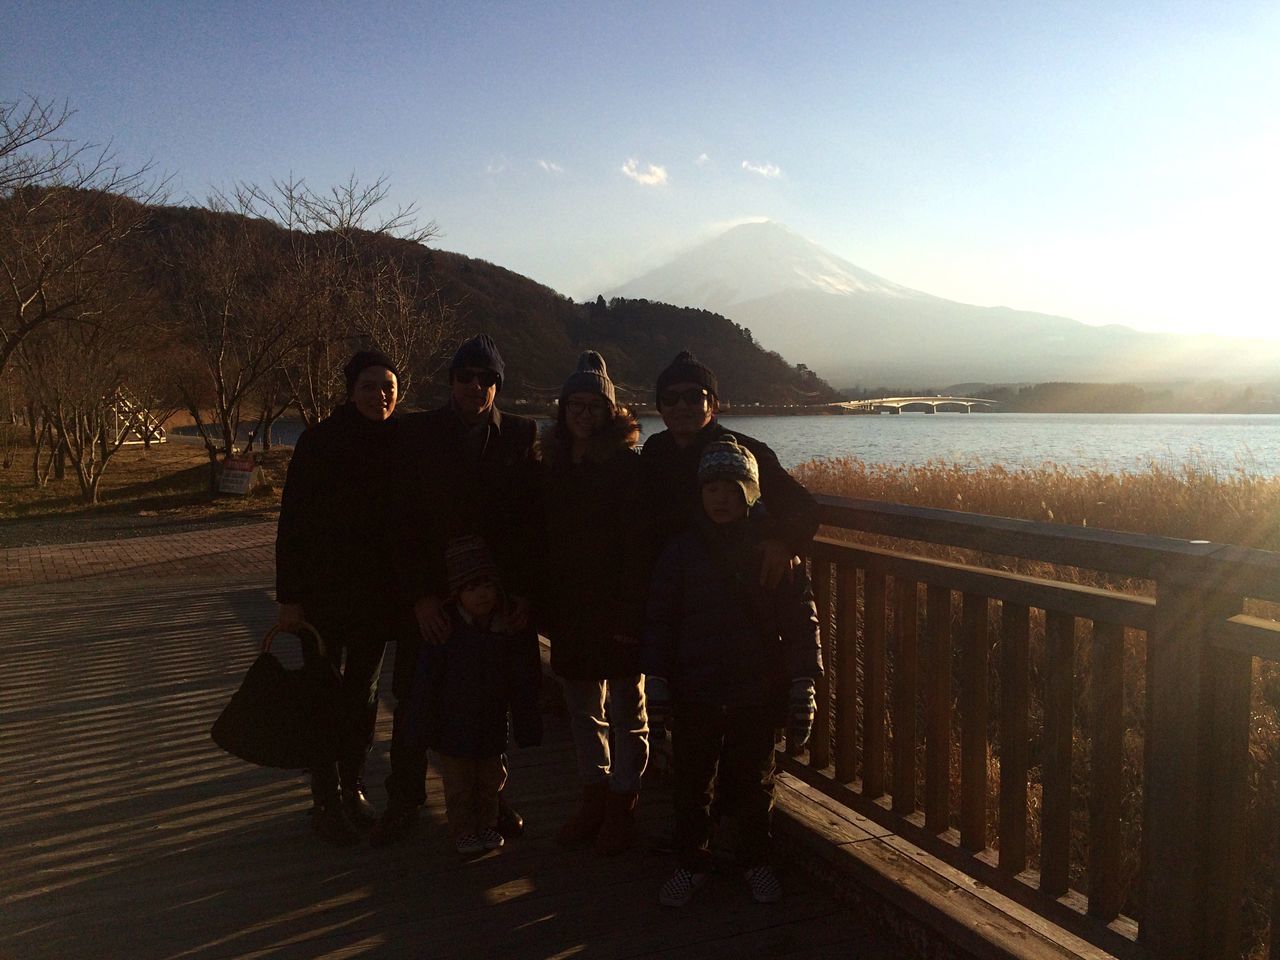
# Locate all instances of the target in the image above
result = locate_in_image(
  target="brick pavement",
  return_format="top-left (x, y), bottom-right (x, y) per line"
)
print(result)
top-left (0, 521), bottom-right (275, 588)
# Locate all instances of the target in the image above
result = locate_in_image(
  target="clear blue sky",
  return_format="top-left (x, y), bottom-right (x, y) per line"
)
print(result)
top-left (7, 0), bottom-right (1278, 339)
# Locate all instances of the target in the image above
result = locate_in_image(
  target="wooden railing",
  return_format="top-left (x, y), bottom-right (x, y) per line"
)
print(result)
top-left (787, 494), bottom-right (1280, 960)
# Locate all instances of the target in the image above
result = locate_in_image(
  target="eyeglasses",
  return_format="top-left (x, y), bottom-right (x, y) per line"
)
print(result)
top-left (453, 369), bottom-right (499, 388)
top-left (659, 386), bottom-right (710, 408)
top-left (565, 399), bottom-right (610, 416)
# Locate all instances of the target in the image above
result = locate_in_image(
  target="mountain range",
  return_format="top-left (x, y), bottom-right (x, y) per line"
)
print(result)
top-left (605, 221), bottom-right (1280, 387)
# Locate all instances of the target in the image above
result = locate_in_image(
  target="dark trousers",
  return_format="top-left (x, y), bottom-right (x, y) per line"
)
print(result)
top-left (300, 609), bottom-right (389, 797)
top-left (672, 701), bottom-right (777, 872)
top-left (384, 632), bottom-right (429, 806)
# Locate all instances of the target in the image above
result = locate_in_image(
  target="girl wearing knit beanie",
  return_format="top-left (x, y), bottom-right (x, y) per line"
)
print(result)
top-left (540, 350), bottom-right (651, 856)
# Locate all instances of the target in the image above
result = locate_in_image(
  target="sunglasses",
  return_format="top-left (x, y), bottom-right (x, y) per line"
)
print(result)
top-left (453, 369), bottom-right (499, 388)
top-left (659, 386), bottom-right (710, 408)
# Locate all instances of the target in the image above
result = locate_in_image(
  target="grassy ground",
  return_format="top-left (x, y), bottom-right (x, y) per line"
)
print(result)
top-left (0, 438), bottom-right (289, 545)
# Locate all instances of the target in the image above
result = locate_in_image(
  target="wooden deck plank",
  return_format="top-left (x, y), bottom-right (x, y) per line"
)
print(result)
top-left (0, 572), bottom-right (910, 960)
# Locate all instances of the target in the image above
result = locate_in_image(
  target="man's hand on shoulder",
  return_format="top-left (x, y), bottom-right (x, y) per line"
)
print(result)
top-left (414, 595), bottom-right (451, 644)
top-left (759, 538), bottom-right (798, 589)
top-left (506, 595), bottom-right (531, 633)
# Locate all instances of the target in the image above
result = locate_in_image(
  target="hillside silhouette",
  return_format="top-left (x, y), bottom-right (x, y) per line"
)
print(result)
top-left (132, 202), bottom-right (837, 407)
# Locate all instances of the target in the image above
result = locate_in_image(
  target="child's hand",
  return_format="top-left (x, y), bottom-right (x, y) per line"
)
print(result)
top-left (788, 678), bottom-right (817, 749)
top-left (645, 676), bottom-right (673, 731)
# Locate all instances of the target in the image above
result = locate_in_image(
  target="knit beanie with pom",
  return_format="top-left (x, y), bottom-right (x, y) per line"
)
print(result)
top-left (560, 350), bottom-right (616, 408)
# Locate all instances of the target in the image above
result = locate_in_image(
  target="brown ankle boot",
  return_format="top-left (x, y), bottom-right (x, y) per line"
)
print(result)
top-left (555, 782), bottom-right (610, 847)
top-left (594, 790), bottom-right (638, 856)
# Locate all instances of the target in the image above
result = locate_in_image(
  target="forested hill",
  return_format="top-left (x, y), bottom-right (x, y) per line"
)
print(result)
top-left (135, 202), bottom-right (836, 407)
top-left (410, 250), bottom-right (839, 405)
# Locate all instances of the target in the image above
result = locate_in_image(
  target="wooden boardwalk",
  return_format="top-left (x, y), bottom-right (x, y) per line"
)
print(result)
top-left (0, 534), bottom-right (910, 960)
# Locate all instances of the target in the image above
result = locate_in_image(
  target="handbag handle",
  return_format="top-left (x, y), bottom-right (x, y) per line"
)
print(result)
top-left (262, 621), bottom-right (327, 658)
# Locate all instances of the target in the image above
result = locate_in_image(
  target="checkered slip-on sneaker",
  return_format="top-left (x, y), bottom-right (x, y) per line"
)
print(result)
top-left (479, 827), bottom-right (505, 850)
top-left (658, 868), bottom-right (706, 907)
top-left (455, 833), bottom-right (486, 854)
top-left (744, 865), bottom-right (782, 903)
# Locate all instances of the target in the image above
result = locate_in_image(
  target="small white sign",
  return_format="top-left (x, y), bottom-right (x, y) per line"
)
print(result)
top-left (218, 456), bottom-right (256, 495)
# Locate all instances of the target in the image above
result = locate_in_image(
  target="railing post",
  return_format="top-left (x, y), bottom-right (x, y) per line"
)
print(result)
top-left (1141, 561), bottom-right (1242, 959)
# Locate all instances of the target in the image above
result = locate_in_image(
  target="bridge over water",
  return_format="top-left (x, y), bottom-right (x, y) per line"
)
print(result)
top-left (832, 395), bottom-right (999, 414)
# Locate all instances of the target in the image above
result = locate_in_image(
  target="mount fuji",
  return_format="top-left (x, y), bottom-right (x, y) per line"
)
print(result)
top-left (604, 221), bottom-right (1279, 386)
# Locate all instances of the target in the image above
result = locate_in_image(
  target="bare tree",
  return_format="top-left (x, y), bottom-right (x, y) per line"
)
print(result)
top-left (124, 337), bottom-right (188, 449)
top-left (222, 175), bottom-right (453, 425)
top-left (0, 95), bottom-right (166, 379)
top-left (16, 279), bottom-right (154, 503)
top-left (242, 367), bottom-right (295, 453)
top-left (165, 217), bottom-right (305, 488)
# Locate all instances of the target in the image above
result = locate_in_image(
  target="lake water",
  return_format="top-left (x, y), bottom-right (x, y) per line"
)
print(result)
top-left (186, 412), bottom-right (1280, 477)
top-left (710, 412), bottom-right (1280, 476)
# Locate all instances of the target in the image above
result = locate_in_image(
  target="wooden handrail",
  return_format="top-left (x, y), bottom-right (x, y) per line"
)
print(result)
top-left (815, 495), bottom-right (1280, 602)
top-left (794, 493), bottom-right (1280, 960)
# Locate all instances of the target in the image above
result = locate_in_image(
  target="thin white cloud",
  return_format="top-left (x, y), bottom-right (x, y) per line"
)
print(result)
top-left (484, 158), bottom-right (507, 175)
top-left (695, 152), bottom-right (711, 166)
top-left (621, 158), bottom-right (668, 186)
top-left (742, 160), bottom-right (782, 179)
top-left (539, 159), bottom-right (564, 174)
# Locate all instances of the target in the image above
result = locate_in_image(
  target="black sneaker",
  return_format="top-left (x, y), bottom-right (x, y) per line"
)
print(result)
top-left (496, 796), bottom-right (524, 840)
top-left (369, 801), bottom-right (420, 848)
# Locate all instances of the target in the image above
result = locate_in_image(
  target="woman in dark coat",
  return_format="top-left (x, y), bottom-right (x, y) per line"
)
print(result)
top-left (275, 350), bottom-right (402, 845)
top-left (540, 351), bottom-right (651, 855)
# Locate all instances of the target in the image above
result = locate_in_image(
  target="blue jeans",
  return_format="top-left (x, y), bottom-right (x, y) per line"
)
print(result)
top-left (560, 675), bottom-right (649, 794)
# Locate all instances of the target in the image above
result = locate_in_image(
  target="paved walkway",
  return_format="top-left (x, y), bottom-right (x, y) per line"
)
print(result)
top-left (0, 522), bottom-right (275, 587)
top-left (0, 528), bottom-right (912, 960)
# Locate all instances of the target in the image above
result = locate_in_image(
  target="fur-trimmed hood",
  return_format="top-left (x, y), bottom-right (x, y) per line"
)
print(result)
top-left (539, 409), bottom-right (641, 470)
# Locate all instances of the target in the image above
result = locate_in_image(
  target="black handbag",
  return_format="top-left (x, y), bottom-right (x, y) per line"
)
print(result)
top-left (211, 622), bottom-right (342, 769)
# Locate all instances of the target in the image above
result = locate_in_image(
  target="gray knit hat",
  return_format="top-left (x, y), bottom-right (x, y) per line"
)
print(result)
top-left (445, 535), bottom-right (499, 594)
top-left (560, 350), bottom-right (616, 408)
top-left (697, 436), bottom-right (760, 506)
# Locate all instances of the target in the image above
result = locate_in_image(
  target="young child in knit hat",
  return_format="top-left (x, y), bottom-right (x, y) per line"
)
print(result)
top-left (407, 535), bottom-right (543, 855)
top-left (641, 437), bottom-right (822, 907)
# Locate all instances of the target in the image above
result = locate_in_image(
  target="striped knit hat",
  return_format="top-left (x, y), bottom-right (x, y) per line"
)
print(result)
top-left (445, 535), bottom-right (499, 593)
top-left (697, 436), bottom-right (760, 506)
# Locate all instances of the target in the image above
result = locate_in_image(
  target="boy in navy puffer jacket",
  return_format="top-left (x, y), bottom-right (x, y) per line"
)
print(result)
top-left (641, 438), bottom-right (822, 907)
top-left (409, 536), bottom-right (543, 855)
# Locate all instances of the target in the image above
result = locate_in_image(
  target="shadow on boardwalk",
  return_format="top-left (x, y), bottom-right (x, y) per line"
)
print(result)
top-left (0, 562), bottom-right (910, 960)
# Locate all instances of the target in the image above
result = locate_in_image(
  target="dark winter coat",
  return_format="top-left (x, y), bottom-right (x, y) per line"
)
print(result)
top-left (640, 420), bottom-right (819, 557)
top-left (407, 607), bottom-right (543, 759)
top-left (539, 411), bottom-right (651, 681)
top-left (275, 403), bottom-right (402, 628)
top-left (640, 513), bottom-right (823, 722)
top-left (399, 403), bottom-right (542, 602)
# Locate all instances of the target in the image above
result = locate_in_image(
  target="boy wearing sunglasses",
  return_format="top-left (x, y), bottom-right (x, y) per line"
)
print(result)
top-left (373, 334), bottom-right (542, 848)
top-left (640, 351), bottom-right (819, 591)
